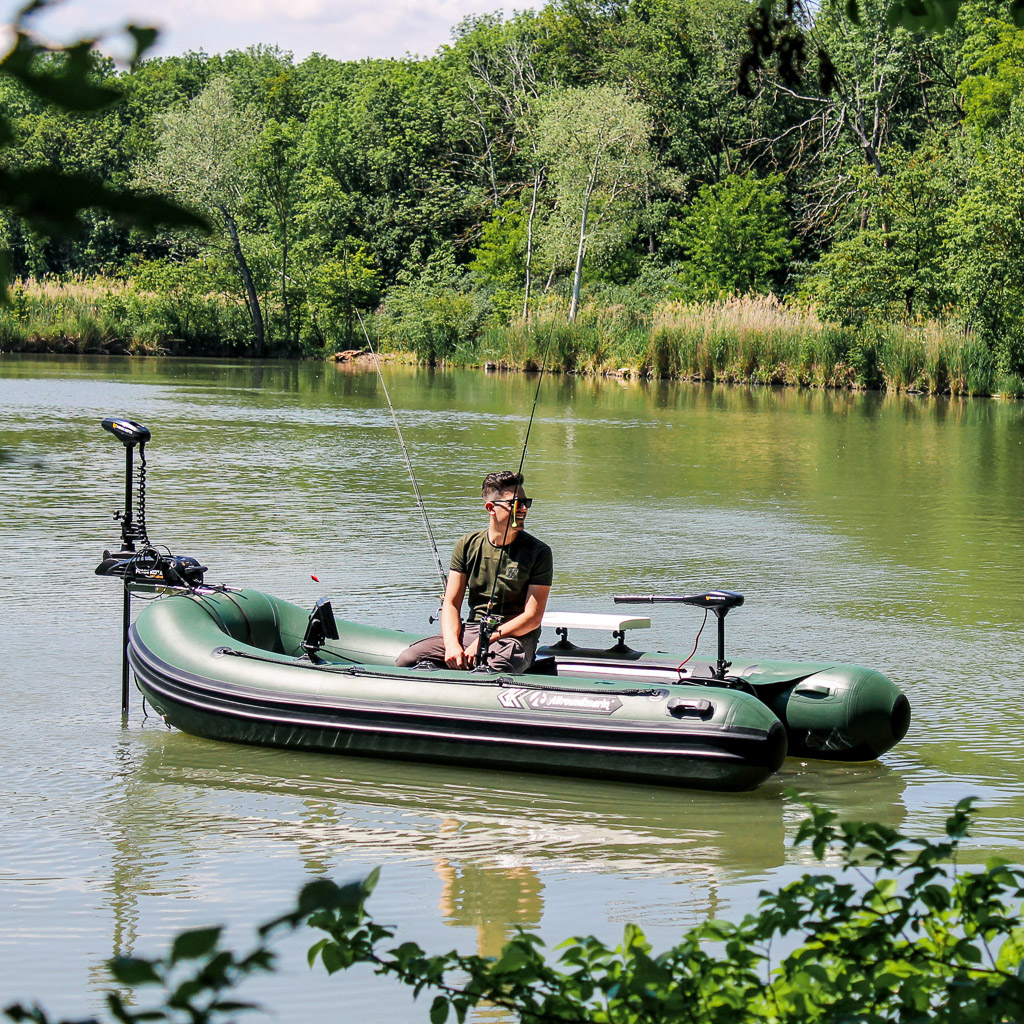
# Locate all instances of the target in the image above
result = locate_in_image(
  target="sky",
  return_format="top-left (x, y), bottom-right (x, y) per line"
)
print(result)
top-left (17, 0), bottom-right (527, 64)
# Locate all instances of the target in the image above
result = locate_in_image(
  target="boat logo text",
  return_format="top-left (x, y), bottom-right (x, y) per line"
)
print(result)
top-left (498, 688), bottom-right (623, 714)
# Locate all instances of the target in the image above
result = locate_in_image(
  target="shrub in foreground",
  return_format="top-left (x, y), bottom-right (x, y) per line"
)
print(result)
top-left (6, 799), bottom-right (1024, 1024)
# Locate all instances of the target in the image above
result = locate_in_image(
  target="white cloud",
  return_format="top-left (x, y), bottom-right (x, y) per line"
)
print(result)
top-left (12, 0), bottom-right (529, 62)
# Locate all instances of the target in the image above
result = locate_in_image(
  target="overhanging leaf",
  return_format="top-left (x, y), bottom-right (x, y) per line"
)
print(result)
top-left (127, 25), bottom-right (159, 68)
top-left (170, 926), bottom-right (222, 964)
top-left (0, 167), bottom-right (210, 236)
top-left (0, 35), bottom-right (121, 111)
top-left (108, 956), bottom-right (161, 986)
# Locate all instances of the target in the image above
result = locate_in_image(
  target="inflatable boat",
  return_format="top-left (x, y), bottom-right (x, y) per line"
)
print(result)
top-left (96, 416), bottom-right (910, 792)
top-left (121, 583), bottom-right (908, 791)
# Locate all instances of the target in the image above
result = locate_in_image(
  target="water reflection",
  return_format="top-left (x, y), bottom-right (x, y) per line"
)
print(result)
top-left (2, 354), bottom-right (1022, 1023)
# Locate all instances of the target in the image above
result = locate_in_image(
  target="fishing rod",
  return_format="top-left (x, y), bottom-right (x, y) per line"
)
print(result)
top-left (475, 314), bottom-right (560, 669)
top-left (356, 310), bottom-right (448, 612)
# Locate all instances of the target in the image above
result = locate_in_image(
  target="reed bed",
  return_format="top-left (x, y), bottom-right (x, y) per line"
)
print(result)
top-left (474, 296), bottom-right (1000, 395)
top-left (0, 280), bottom-right (1012, 397)
top-left (0, 276), bottom-right (249, 355)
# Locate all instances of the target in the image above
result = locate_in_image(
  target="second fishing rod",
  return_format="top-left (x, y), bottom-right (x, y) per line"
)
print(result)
top-left (359, 311), bottom-right (559, 667)
top-left (473, 320), bottom-right (559, 670)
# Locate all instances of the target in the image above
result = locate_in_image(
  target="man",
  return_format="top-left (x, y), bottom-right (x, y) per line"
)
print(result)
top-left (396, 471), bottom-right (552, 674)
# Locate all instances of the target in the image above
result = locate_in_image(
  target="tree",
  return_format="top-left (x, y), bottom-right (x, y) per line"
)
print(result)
top-left (537, 84), bottom-right (657, 320)
top-left (811, 143), bottom-right (957, 324)
top-left (945, 120), bottom-right (1024, 373)
top-left (739, 0), bottom-right (1024, 97)
top-left (450, 19), bottom-right (552, 317)
top-left (671, 173), bottom-right (795, 296)
top-left (144, 78), bottom-right (266, 353)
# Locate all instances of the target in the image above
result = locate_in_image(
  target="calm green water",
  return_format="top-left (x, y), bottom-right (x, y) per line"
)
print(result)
top-left (2, 354), bottom-right (1023, 1020)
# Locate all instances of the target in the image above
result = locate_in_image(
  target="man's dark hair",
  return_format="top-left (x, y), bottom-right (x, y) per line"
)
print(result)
top-left (482, 471), bottom-right (523, 500)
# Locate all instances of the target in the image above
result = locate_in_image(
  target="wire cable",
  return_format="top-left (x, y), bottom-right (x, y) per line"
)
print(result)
top-left (676, 609), bottom-right (708, 680)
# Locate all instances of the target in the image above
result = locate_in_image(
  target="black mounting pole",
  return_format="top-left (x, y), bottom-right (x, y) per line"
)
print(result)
top-left (714, 608), bottom-right (729, 681)
top-left (119, 442), bottom-right (135, 718)
top-left (101, 417), bottom-right (151, 719)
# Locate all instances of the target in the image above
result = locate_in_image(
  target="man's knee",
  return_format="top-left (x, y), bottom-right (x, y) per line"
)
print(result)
top-left (395, 636), bottom-right (444, 667)
top-left (487, 638), bottom-right (533, 674)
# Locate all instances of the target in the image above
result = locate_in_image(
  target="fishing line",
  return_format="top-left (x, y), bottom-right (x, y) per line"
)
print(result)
top-left (356, 309), bottom-right (448, 601)
top-left (476, 314), bottom-right (561, 665)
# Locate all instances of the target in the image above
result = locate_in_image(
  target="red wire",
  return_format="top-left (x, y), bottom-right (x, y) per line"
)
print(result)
top-left (676, 610), bottom-right (708, 679)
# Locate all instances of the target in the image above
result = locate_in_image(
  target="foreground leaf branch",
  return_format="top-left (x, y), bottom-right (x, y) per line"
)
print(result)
top-left (6, 800), bottom-right (1024, 1024)
top-left (0, 0), bottom-right (207, 297)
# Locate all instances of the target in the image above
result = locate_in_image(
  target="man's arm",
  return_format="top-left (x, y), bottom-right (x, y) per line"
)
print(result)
top-left (440, 571), bottom-right (468, 668)
top-left (490, 584), bottom-right (551, 642)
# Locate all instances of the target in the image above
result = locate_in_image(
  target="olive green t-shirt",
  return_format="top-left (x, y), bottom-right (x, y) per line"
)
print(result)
top-left (451, 529), bottom-right (553, 635)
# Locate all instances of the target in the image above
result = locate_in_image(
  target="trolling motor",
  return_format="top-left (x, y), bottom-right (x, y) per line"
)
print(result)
top-left (614, 591), bottom-right (745, 681)
top-left (95, 416), bottom-right (207, 716)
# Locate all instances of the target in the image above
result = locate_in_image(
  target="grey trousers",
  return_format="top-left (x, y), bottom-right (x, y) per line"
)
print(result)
top-left (395, 622), bottom-right (537, 674)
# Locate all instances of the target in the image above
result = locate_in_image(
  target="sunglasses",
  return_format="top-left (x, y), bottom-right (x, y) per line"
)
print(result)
top-left (492, 497), bottom-right (533, 509)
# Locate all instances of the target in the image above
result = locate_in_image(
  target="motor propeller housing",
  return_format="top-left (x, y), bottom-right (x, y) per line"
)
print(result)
top-left (95, 549), bottom-right (207, 588)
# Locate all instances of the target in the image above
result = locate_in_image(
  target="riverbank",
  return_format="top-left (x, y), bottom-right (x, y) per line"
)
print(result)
top-left (3, 279), bottom-right (1023, 398)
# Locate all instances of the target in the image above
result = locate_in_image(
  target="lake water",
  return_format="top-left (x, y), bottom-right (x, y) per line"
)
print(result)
top-left (2, 354), bottom-right (1023, 1021)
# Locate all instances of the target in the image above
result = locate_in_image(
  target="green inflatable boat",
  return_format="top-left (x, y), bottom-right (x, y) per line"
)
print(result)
top-left (96, 415), bottom-right (910, 792)
top-left (122, 584), bottom-right (908, 792)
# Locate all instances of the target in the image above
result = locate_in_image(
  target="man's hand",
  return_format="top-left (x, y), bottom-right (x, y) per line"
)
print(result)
top-left (462, 635), bottom-right (481, 668)
top-left (444, 640), bottom-right (467, 669)
top-left (441, 571), bottom-right (469, 668)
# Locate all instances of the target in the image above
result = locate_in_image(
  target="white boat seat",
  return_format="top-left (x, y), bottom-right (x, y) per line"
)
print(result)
top-left (542, 612), bottom-right (651, 632)
top-left (541, 612), bottom-right (651, 652)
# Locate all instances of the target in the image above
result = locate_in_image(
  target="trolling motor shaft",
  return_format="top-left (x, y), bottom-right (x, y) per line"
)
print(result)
top-left (614, 591), bottom-right (745, 681)
top-left (96, 417), bottom-right (207, 717)
top-left (98, 417), bottom-right (151, 716)
top-left (101, 417), bottom-right (151, 551)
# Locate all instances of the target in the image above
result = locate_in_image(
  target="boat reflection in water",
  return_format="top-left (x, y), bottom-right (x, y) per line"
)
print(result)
top-left (112, 728), bottom-right (908, 955)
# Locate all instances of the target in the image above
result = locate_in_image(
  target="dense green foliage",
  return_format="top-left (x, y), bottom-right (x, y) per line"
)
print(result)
top-left (6, 801), bottom-right (1024, 1024)
top-left (0, 1), bottom-right (205, 297)
top-left (4, 0), bottom-right (1024, 394)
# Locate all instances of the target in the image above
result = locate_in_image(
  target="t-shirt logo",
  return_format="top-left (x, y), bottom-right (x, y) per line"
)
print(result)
top-left (506, 563), bottom-right (520, 578)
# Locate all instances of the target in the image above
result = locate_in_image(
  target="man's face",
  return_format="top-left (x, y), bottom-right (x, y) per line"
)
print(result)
top-left (486, 488), bottom-right (531, 528)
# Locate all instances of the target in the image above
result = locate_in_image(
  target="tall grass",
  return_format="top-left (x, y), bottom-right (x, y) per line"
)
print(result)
top-left (0, 279), bottom-right (1007, 399)
top-left (472, 295), bottom-right (985, 394)
top-left (0, 277), bottom-right (249, 355)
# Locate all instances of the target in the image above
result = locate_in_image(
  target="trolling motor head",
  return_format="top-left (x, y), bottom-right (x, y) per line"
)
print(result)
top-left (95, 549), bottom-right (207, 587)
top-left (614, 591), bottom-right (744, 681)
top-left (102, 417), bottom-right (151, 448)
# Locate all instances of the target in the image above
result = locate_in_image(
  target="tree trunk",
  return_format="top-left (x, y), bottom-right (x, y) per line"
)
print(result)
top-left (568, 200), bottom-right (589, 322)
top-left (523, 166), bottom-right (543, 321)
top-left (568, 156), bottom-right (600, 323)
top-left (220, 205), bottom-right (266, 356)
